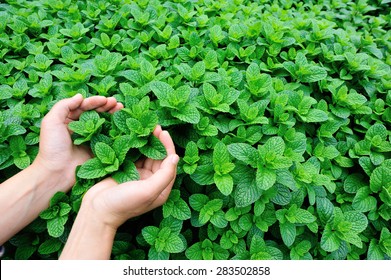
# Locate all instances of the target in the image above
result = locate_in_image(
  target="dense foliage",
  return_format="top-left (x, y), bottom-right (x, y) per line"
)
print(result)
top-left (1, 0), bottom-right (390, 260)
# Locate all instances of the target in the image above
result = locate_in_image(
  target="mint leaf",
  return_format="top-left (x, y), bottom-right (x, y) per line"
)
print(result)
top-left (370, 166), bottom-right (391, 192)
top-left (256, 168), bottom-right (276, 190)
top-left (95, 142), bottom-right (116, 164)
top-left (305, 109), bottom-right (328, 123)
top-left (352, 187), bottom-right (377, 212)
top-left (77, 158), bottom-right (107, 179)
top-left (164, 234), bottom-right (185, 253)
top-left (47, 216), bottom-right (67, 238)
top-left (214, 173), bottom-right (233, 196)
top-left (280, 222), bottom-right (296, 247)
top-left (38, 239), bottom-right (63, 255)
top-left (321, 224), bottom-right (341, 252)
top-left (227, 143), bottom-right (258, 167)
top-left (139, 135), bottom-right (167, 160)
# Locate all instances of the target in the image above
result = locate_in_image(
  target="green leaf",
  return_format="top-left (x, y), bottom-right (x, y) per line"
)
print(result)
top-left (142, 226), bottom-right (159, 245)
top-left (95, 142), bottom-right (116, 164)
top-left (280, 222), bottom-right (296, 247)
top-left (164, 234), bottom-right (185, 253)
top-left (227, 143), bottom-right (258, 167)
top-left (344, 173), bottom-right (366, 193)
top-left (213, 142), bottom-right (231, 170)
top-left (14, 156), bottom-right (30, 169)
top-left (40, 207), bottom-right (58, 220)
top-left (343, 211), bottom-right (368, 233)
top-left (352, 187), bottom-right (377, 212)
top-left (370, 166), bottom-right (391, 192)
top-left (47, 216), bottom-right (67, 238)
top-left (214, 173), bottom-right (233, 196)
top-left (59, 202), bottom-right (71, 216)
top-left (113, 135), bottom-right (133, 163)
top-left (150, 81), bottom-right (172, 100)
top-left (290, 240), bottom-right (312, 260)
top-left (191, 164), bottom-right (215, 185)
top-left (183, 141), bottom-right (199, 165)
top-left (38, 238), bottom-right (63, 255)
top-left (139, 135), bottom-right (167, 160)
top-left (210, 210), bottom-right (228, 228)
top-left (367, 240), bottom-right (385, 260)
top-left (264, 136), bottom-right (285, 156)
top-left (191, 61), bottom-right (205, 80)
top-left (189, 194), bottom-right (209, 211)
top-left (238, 214), bottom-right (253, 232)
top-left (305, 109), bottom-right (328, 122)
top-left (172, 104), bottom-right (200, 124)
top-left (321, 224), bottom-right (341, 252)
top-left (316, 197), bottom-right (334, 224)
top-left (234, 179), bottom-right (262, 207)
top-left (342, 230), bottom-right (363, 248)
top-left (185, 243), bottom-right (203, 260)
top-left (171, 199), bottom-right (191, 220)
top-left (300, 65), bottom-right (328, 83)
top-left (15, 246), bottom-right (37, 260)
top-left (366, 124), bottom-right (387, 140)
top-left (148, 247), bottom-right (169, 260)
top-left (256, 168), bottom-right (276, 190)
top-left (77, 158), bottom-right (107, 179)
top-left (112, 161), bottom-right (140, 183)
top-left (0, 85), bottom-right (12, 100)
top-left (294, 208), bottom-right (317, 224)
top-left (379, 228), bottom-right (391, 256)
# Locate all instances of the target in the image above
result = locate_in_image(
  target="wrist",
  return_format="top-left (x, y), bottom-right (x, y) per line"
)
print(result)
top-left (60, 201), bottom-right (117, 259)
top-left (31, 155), bottom-right (75, 192)
top-left (80, 193), bottom-right (121, 232)
top-left (78, 199), bottom-right (120, 232)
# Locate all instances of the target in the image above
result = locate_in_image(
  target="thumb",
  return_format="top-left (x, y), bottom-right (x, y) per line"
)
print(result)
top-left (46, 94), bottom-right (84, 124)
top-left (142, 154), bottom-right (179, 197)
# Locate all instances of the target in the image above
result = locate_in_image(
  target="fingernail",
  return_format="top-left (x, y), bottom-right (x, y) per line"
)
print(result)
top-left (171, 154), bottom-right (179, 165)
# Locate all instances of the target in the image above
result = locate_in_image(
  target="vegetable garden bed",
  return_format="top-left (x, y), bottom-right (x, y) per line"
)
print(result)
top-left (0, 0), bottom-right (390, 260)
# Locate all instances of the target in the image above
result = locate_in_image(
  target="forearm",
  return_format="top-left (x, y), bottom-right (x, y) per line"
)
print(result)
top-left (0, 162), bottom-right (67, 244)
top-left (59, 203), bottom-right (116, 260)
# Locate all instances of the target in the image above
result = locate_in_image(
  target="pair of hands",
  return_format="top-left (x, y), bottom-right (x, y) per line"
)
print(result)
top-left (34, 94), bottom-right (178, 230)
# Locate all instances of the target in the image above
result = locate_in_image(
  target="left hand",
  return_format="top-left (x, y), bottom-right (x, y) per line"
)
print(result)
top-left (33, 94), bottom-right (123, 192)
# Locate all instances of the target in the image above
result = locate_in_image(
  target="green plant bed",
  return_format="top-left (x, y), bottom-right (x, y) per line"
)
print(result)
top-left (0, 0), bottom-right (390, 260)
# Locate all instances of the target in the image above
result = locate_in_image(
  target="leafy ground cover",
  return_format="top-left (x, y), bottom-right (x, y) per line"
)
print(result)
top-left (0, 0), bottom-right (390, 260)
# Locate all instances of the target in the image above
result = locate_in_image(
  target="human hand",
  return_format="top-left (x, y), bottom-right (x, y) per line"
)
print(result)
top-left (33, 94), bottom-right (123, 192)
top-left (81, 126), bottom-right (179, 230)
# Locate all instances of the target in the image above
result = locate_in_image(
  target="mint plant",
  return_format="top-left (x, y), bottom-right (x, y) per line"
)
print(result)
top-left (39, 192), bottom-right (72, 238)
top-left (1, 0), bottom-right (390, 260)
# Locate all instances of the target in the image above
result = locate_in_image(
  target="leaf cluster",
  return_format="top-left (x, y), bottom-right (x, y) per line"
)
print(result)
top-left (1, 0), bottom-right (390, 260)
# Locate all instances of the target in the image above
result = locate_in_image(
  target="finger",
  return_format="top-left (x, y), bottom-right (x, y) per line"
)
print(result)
top-left (140, 126), bottom-right (164, 171)
top-left (137, 168), bottom-right (153, 180)
top-left (139, 183), bottom-right (174, 212)
top-left (152, 125), bottom-right (162, 137)
top-left (140, 154), bottom-right (179, 199)
top-left (108, 102), bottom-right (124, 114)
top-left (67, 96), bottom-right (108, 120)
top-left (45, 94), bottom-right (84, 124)
top-left (135, 157), bottom-right (146, 169)
top-left (145, 130), bottom-right (176, 172)
top-left (79, 96), bottom-right (109, 111)
top-left (69, 97), bottom-right (123, 120)
top-left (158, 130), bottom-right (176, 156)
top-left (95, 97), bottom-right (120, 113)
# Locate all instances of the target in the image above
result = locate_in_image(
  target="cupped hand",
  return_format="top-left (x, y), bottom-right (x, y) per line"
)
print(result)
top-left (81, 126), bottom-right (179, 230)
top-left (33, 94), bottom-right (123, 191)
